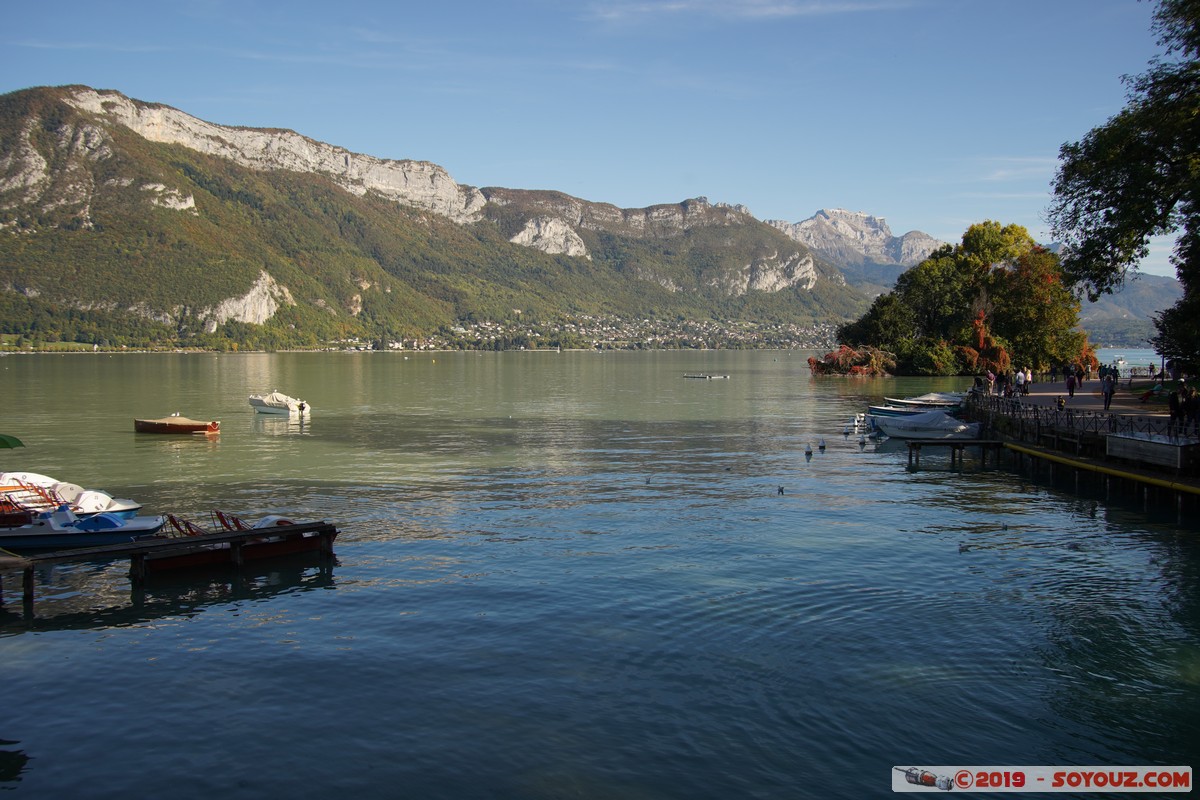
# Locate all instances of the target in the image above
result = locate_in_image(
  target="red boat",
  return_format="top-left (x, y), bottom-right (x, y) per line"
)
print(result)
top-left (134, 415), bottom-right (220, 434)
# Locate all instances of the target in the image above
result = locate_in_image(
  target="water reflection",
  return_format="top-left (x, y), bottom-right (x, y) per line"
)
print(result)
top-left (0, 554), bottom-right (336, 633)
top-left (251, 414), bottom-right (311, 437)
top-left (0, 739), bottom-right (29, 785)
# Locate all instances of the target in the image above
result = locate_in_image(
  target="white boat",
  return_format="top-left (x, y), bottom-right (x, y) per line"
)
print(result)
top-left (248, 390), bottom-right (309, 416)
top-left (0, 504), bottom-right (167, 551)
top-left (868, 404), bottom-right (940, 418)
top-left (871, 410), bottom-right (981, 440)
top-left (883, 392), bottom-right (965, 408)
top-left (1, 471), bottom-right (144, 518)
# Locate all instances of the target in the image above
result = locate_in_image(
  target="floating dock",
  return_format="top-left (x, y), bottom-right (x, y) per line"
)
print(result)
top-left (0, 521), bottom-right (338, 615)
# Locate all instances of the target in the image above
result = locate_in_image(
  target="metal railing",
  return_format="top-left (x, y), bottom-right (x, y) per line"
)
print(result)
top-left (965, 392), bottom-right (1195, 443)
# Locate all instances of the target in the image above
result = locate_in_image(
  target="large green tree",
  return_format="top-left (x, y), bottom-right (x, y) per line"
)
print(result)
top-left (837, 222), bottom-right (1088, 376)
top-left (1047, 0), bottom-right (1200, 370)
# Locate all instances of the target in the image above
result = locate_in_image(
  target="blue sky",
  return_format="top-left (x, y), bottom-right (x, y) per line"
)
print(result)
top-left (3, 0), bottom-right (1178, 276)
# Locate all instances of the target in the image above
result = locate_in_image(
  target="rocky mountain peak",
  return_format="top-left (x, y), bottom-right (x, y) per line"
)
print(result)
top-left (767, 208), bottom-right (942, 269)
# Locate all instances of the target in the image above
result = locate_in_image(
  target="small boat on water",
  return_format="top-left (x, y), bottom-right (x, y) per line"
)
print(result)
top-left (0, 504), bottom-right (167, 551)
top-left (871, 409), bottom-right (981, 440)
top-left (248, 390), bottom-right (309, 415)
top-left (683, 374), bottom-right (730, 380)
top-left (882, 392), bottom-right (966, 408)
top-left (134, 414), bottom-right (220, 434)
top-left (1, 471), bottom-right (143, 519)
top-left (868, 404), bottom-right (944, 418)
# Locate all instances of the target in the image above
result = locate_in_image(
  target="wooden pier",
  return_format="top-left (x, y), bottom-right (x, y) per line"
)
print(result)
top-left (0, 521), bottom-right (338, 614)
top-left (906, 438), bottom-right (1006, 470)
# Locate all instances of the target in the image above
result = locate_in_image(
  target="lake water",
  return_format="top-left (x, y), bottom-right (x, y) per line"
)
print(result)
top-left (1, 351), bottom-right (1198, 798)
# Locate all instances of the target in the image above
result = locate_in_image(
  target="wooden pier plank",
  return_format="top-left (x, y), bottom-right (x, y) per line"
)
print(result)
top-left (1, 521), bottom-right (339, 614)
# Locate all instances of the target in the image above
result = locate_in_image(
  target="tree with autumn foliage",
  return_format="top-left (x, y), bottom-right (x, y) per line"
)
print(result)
top-left (829, 221), bottom-right (1092, 376)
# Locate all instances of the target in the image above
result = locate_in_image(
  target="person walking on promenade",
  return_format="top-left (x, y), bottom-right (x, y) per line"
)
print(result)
top-left (1050, 364), bottom-right (1058, 383)
top-left (987, 369), bottom-right (996, 395)
top-left (1014, 368), bottom-right (1025, 396)
top-left (1024, 367), bottom-right (1032, 394)
top-left (1102, 373), bottom-right (1116, 411)
top-left (1187, 387), bottom-right (1200, 436)
top-left (1169, 386), bottom-right (1183, 433)
top-left (1066, 372), bottom-right (1076, 398)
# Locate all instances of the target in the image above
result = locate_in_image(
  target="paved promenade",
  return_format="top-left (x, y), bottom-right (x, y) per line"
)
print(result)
top-left (1005, 376), bottom-right (1171, 418)
top-left (969, 377), bottom-right (1200, 491)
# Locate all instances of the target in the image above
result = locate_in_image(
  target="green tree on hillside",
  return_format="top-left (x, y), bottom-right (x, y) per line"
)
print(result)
top-left (834, 222), bottom-right (1089, 376)
top-left (1047, 0), bottom-right (1200, 371)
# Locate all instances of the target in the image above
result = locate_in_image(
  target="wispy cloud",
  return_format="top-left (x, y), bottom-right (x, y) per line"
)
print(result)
top-left (976, 156), bottom-right (1059, 183)
top-left (585, 0), bottom-right (917, 23)
top-left (9, 39), bottom-right (174, 54)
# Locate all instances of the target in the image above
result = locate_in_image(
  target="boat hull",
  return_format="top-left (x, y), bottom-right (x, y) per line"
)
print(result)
top-left (868, 405), bottom-right (939, 417)
top-left (883, 392), bottom-right (965, 408)
top-left (248, 402), bottom-right (295, 415)
top-left (134, 417), bottom-right (220, 434)
top-left (0, 514), bottom-right (168, 552)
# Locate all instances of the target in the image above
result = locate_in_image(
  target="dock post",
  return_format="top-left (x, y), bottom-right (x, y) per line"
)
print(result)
top-left (22, 566), bottom-right (35, 616)
top-left (130, 554), bottom-right (147, 585)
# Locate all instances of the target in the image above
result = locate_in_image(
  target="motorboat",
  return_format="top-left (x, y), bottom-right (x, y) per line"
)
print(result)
top-left (1, 471), bottom-right (143, 519)
top-left (870, 409), bottom-right (981, 440)
top-left (867, 404), bottom-right (944, 418)
top-left (0, 504), bottom-right (167, 551)
top-left (248, 390), bottom-right (309, 415)
top-left (882, 392), bottom-right (965, 408)
top-left (134, 414), bottom-right (220, 434)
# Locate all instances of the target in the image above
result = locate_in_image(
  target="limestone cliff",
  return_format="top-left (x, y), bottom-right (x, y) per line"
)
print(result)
top-left (63, 87), bottom-right (486, 224)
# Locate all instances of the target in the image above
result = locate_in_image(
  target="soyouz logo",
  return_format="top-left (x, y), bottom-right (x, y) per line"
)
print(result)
top-left (892, 765), bottom-right (1192, 792)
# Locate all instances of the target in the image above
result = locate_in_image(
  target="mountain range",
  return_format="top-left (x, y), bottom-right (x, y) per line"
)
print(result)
top-left (0, 85), bottom-right (1178, 349)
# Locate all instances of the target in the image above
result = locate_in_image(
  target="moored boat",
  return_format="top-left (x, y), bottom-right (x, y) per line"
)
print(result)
top-left (883, 392), bottom-right (966, 408)
top-left (867, 404), bottom-right (942, 418)
top-left (0, 504), bottom-right (167, 551)
top-left (248, 390), bottom-right (309, 415)
top-left (1, 471), bottom-right (143, 518)
top-left (871, 409), bottom-right (981, 440)
top-left (134, 415), bottom-right (220, 434)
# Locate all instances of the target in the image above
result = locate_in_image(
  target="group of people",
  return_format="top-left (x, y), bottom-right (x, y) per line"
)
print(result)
top-left (981, 367), bottom-right (1034, 398)
top-left (1168, 384), bottom-right (1200, 435)
top-left (974, 359), bottom-right (1196, 427)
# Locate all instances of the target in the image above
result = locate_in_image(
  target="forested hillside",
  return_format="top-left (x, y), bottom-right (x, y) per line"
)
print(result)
top-left (0, 86), bottom-right (865, 350)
